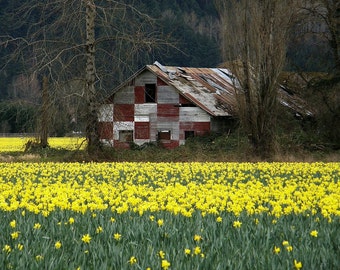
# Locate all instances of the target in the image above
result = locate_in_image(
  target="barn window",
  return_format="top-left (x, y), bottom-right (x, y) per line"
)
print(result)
top-left (158, 130), bottom-right (171, 140)
top-left (119, 130), bottom-right (133, 142)
top-left (145, 84), bottom-right (156, 103)
top-left (185, 131), bottom-right (195, 139)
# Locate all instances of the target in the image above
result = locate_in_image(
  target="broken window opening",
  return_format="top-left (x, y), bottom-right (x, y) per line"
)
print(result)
top-left (185, 131), bottom-right (195, 140)
top-left (158, 130), bottom-right (171, 140)
top-left (145, 84), bottom-right (156, 103)
top-left (119, 130), bottom-right (133, 142)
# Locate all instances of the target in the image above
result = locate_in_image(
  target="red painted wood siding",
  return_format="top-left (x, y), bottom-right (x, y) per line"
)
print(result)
top-left (134, 86), bottom-right (145, 104)
top-left (179, 122), bottom-right (210, 140)
top-left (157, 104), bottom-right (179, 119)
top-left (98, 122), bottom-right (113, 139)
top-left (135, 122), bottom-right (150, 139)
top-left (179, 94), bottom-right (193, 105)
top-left (157, 77), bottom-right (167, 86)
top-left (114, 104), bottom-right (134, 121)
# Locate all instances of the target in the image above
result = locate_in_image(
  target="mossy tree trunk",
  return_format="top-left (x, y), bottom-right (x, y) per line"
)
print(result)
top-left (85, 0), bottom-right (101, 154)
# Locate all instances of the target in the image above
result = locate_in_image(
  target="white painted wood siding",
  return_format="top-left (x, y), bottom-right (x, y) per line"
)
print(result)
top-left (98, 104), bottom-right (113, 122)
top-left (135, 72), bottom-right (157, 86)
top-left (179, 107), bottom-right (210, 122)
top-left (114, 86), bottom-right (134, 104)
top-left (157, 85), bottom-right (179, 104)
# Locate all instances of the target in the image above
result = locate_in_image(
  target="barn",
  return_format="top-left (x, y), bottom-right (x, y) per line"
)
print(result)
top-left (98, 61), bottom-right (313, 149)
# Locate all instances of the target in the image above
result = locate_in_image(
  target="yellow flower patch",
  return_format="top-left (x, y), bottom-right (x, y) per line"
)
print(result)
top-left (0, 162), bottom-right (338, 218)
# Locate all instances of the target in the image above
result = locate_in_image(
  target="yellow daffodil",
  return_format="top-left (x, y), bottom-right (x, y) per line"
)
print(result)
top-left (35, 255), bottom-right (43, 261)
top-left (96, 226), bottom-right (103, 234)
top-left (113, 233), bottom-right (121, 241)
top-left (11, 231), bottom-right (19, 240)
top-left (55, 241), bottom-right (62, 249)
top-left (159, 250), bottom-right (165, 259)
top-left (294, 260), bottom-right (303, 269)
top-left (33, 223), bottom-right (41, 230)
top-left (310, 230), bottom-right (318, 237)
top-left (233, 220), bottom-right (242, 228)
top-left (194, 246), bottom-right (201, 255)
top-left (194, 234), bottom-right (202, 242)
top-left (129, 256), bottom-right (137, 265)
top-left (161, 259), bottom-right (171, 270)
top-left (184, 248), bottom-right (191, 255)
top-left (3, 245), bottom-right (11, 253)
top-left (157, 219), bottom-right (164, 227)
top-left (282, 240), bottom-right (289, 246)
top-left (9, 220), bottom-right (16, 228)
top-left (286, 246), bottom-right (293, 252)
top-left (81, 234), bottom-right (91, 244)
top-left (273, 246), bottom-right (281, 254)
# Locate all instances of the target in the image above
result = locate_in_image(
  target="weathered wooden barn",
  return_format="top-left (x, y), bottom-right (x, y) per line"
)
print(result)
top-left (98, 62), bottom-right (313, 149)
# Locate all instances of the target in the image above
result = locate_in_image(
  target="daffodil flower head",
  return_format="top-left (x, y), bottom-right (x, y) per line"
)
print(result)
top-left (129, 256), bottom-right (137, 265)
top-left (184, 248), bottom-right (191, 255)
top-left (233, 220), bottom-right (242, 228)
top-left (81, 234), bottom-right (91, 244)
top-left (69, 217), bottom-right (75, 224)
top-left (9, 220), bottom-right (16, 228)
top-left (96, 226), bottom-right (103, 234)
top-left (33, 223), bottom-right (41, 230)
top-left (282, 240), bottom-right (289, 246)
top-left (286, 246), bottom-right (293, 252)
top-left (159, 250), bottom-right (165, 259)
top-left (35, 255), bottom-right (43, 261)
top-left (310, 230), bottom-right (318, 237)
top-left (157, 219), bottom-right (164, 227)
top-left (194, 234), bottom-right (202, 242)
top-left (113, 233), bottom-right (121, 241)
top-left (273, 246), bottom-right (281, 254)
top-left (11, 231), bottom-right (20, 240)
top-left (161, 259), bottom-right (171, 270)
top-left (3, 245), bottom-right (11, 253)
top-left (294, 259), bottom-right (302, 269)
top-left (194, 246), bottom-right (201, 255)
top-left (55, 241), bottom-right (62, 249)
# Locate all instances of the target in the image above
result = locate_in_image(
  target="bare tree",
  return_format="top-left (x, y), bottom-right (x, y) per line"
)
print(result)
top-left (1, 0), bottom-right (168, 155)
top-left (215, 0), bottom-right (298, 158)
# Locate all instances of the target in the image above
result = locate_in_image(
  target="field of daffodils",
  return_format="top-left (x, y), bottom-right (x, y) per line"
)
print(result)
top-left (0, 138), bottom-right (339, 269)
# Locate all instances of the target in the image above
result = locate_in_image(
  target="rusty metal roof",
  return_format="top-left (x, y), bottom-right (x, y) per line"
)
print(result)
top-left (147, 61), bottom-right (238, 117)
top-left (111, 61), bottom-right (313, 118)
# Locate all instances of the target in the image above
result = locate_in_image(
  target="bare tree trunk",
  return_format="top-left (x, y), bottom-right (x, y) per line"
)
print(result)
top-left (40, 75), bottom-right (49, 148)
top-left (85, 0), bottom-right (101, 154)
